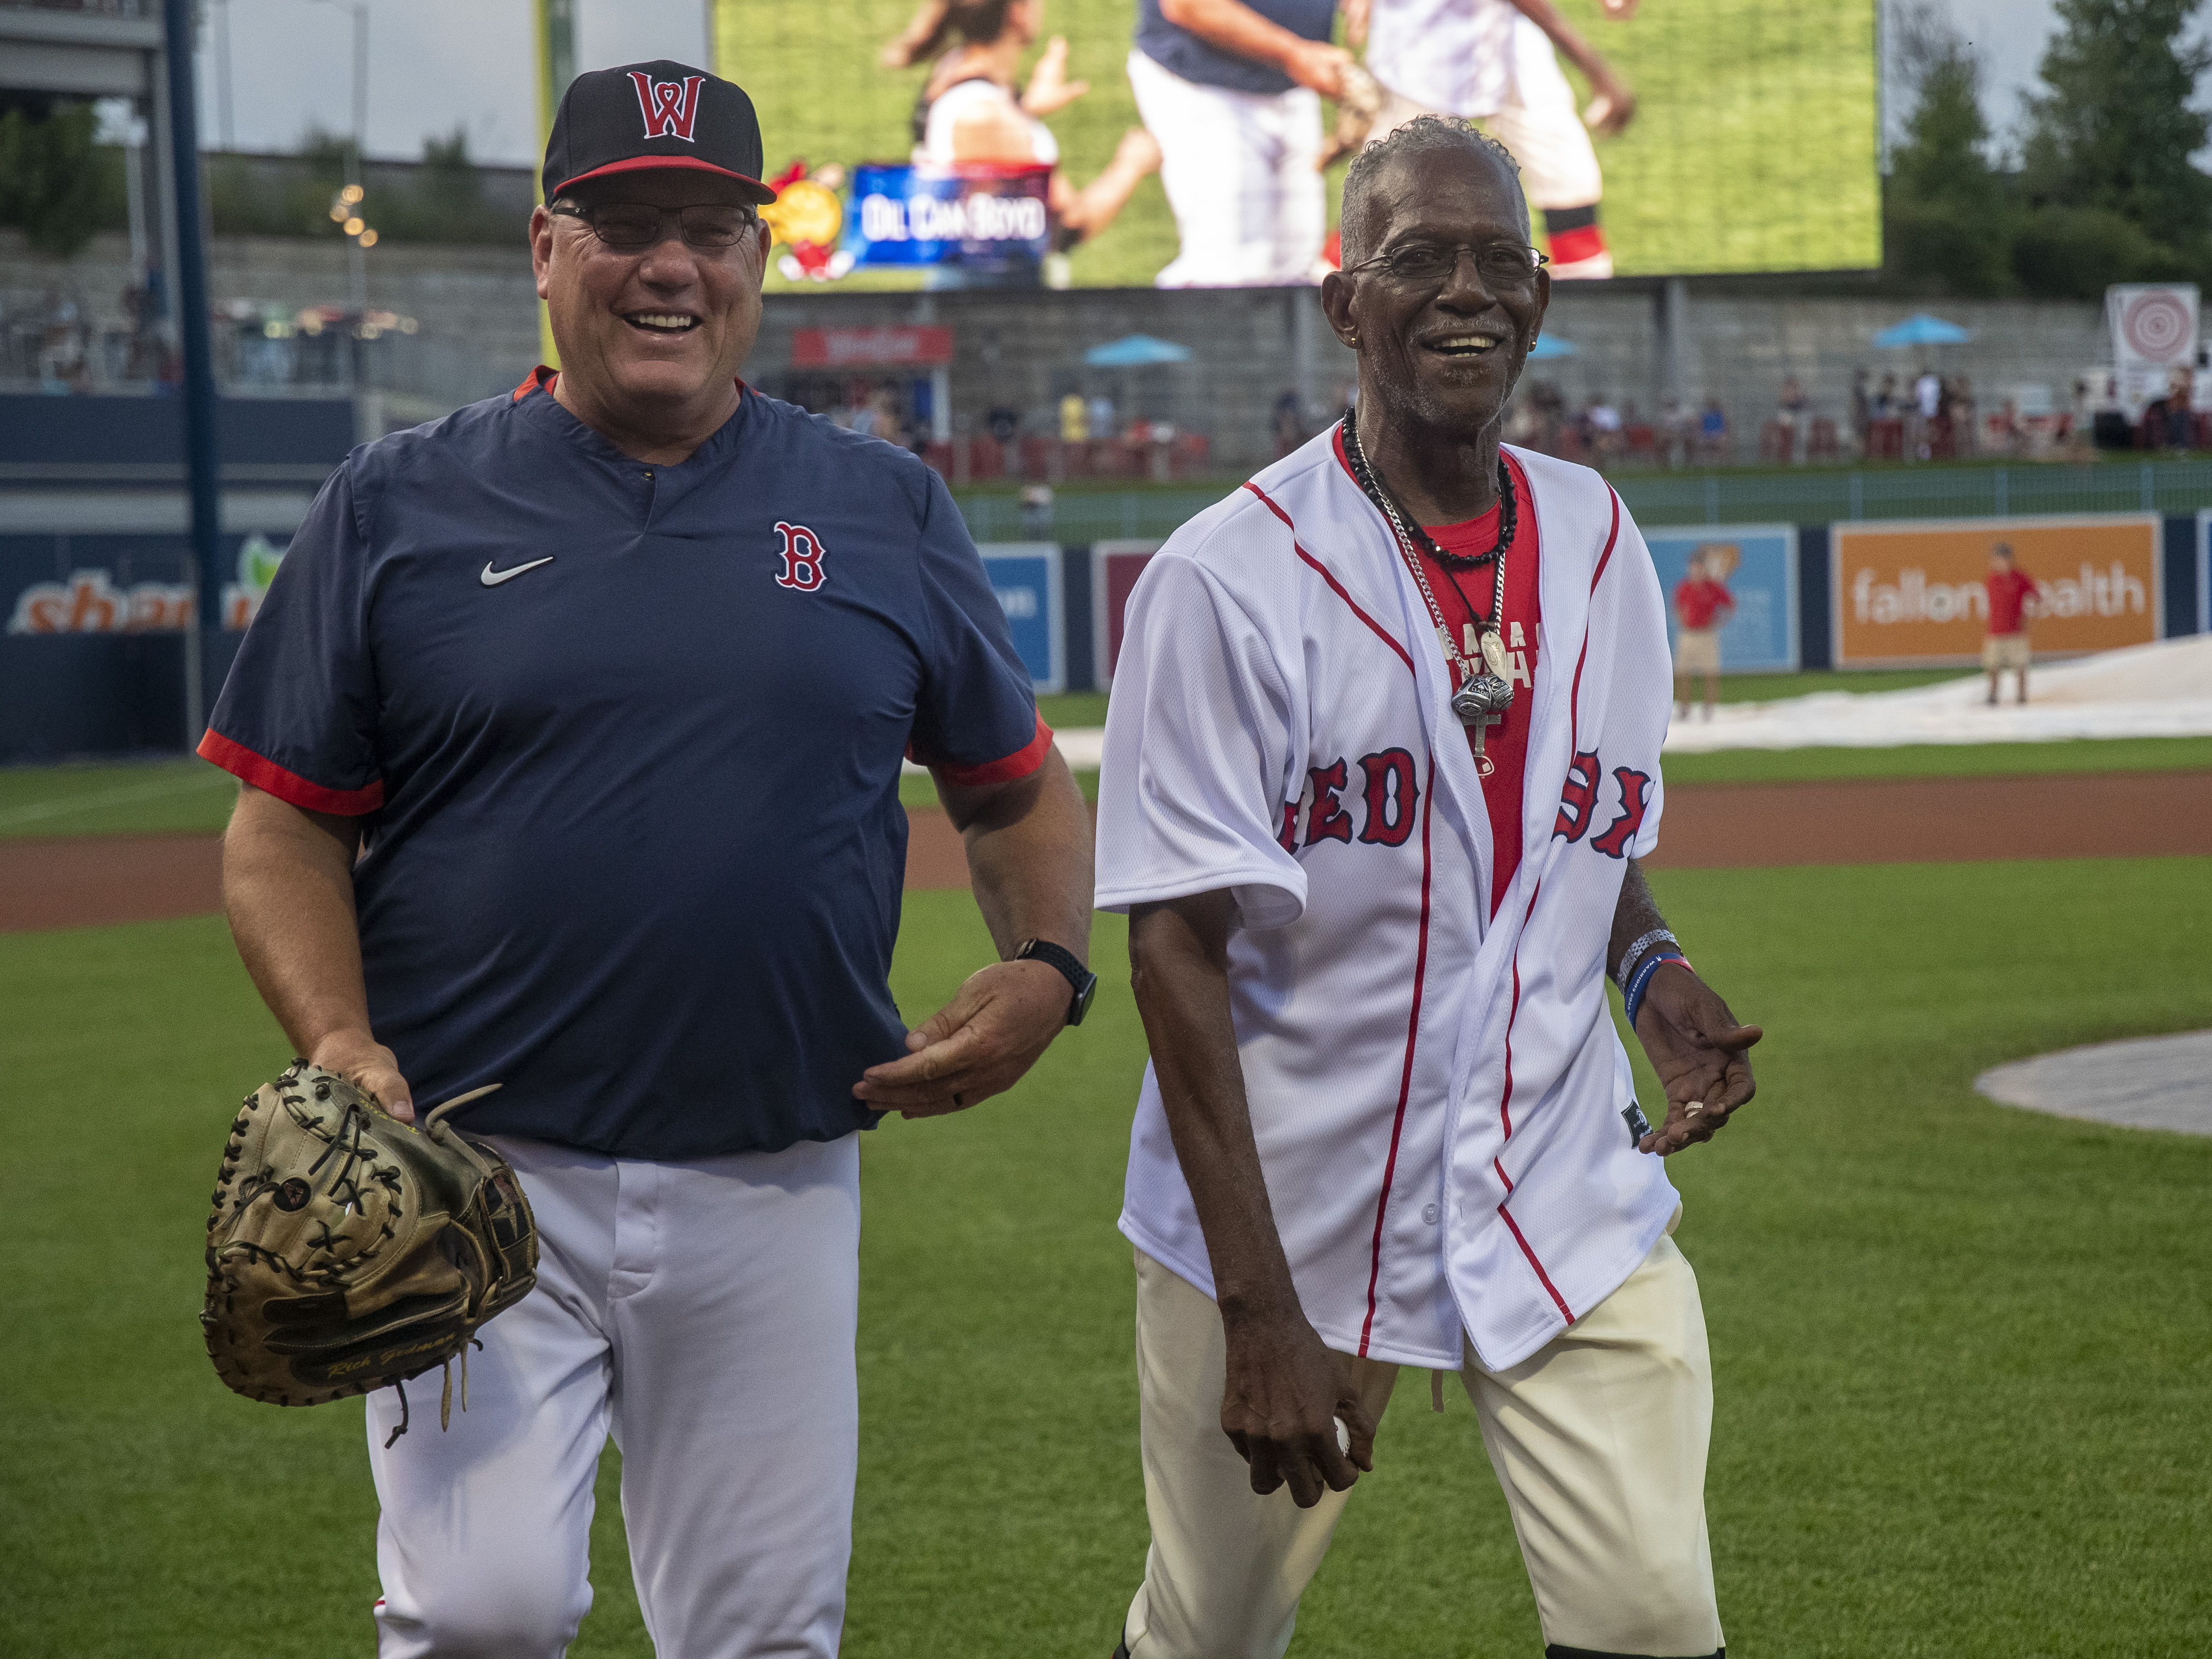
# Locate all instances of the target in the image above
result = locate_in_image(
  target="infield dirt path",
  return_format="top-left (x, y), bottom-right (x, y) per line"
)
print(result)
top-left (4, 772), bottom-right (2208, 935)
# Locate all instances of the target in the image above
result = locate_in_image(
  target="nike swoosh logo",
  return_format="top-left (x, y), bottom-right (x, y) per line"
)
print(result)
top-left (480, 557), bottom-right (555, 588)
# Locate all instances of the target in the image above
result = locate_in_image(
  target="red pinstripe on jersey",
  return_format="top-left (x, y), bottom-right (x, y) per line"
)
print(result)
top-left (1243, 483), bottom-right (1417, 676)
top-left (1241, 479), bottom-right (1434, 1359)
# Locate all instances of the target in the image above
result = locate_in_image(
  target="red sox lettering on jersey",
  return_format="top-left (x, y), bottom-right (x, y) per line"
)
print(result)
top-left (630, 72), bottom-right (706, 141)
top-left (1098, 434), bottom-right (1676, 1372)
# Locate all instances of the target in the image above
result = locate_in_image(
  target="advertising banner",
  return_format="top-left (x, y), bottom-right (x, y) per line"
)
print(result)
top-left (1832, 515), bottom-right (2160, 667)
top-left (2198, 510), bottom-right (2212, 636)
top-left (977, 542), bottom-right (1065, 694)
top-left (846, 164), bottom-right (1052, 274)
top-left (1641, 524), bottom-right (1799, 673)
top-left (1090, 539), bottom-right (1162, 690)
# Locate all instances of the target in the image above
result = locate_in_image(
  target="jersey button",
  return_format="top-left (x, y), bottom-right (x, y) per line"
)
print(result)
top-left (1422, 1203), bottom-right (1439, 1226)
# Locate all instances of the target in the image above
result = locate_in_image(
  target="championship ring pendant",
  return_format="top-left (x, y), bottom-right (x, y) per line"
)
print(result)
top-left (1451, 671), bottom-right (1513, 727)
top-left (1452, 671), bottom-right (1512, 760)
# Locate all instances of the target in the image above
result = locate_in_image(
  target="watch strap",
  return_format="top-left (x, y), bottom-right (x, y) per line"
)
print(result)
top-left (1013, 938), bottom-right (1097, 1026)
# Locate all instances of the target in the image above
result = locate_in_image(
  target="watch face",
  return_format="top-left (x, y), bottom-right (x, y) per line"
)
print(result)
top-left (1071, 972), bottom-right (1099, 1026)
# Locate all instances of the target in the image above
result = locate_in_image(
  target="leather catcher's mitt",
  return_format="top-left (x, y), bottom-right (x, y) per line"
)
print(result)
top-left (1319, 63), bottom-right (1385, 170)
top-left (202, 1061), bottom-right (537, 1443)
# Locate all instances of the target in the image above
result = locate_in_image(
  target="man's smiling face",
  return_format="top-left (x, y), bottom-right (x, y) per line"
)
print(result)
top-left (532, 169), bottom-right (770, 428)
top-left (1325, 145), bottom-right (1549, 446)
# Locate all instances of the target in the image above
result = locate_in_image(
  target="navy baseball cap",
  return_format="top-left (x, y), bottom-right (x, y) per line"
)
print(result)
top-left (543, 60), bottom-right (778, 205)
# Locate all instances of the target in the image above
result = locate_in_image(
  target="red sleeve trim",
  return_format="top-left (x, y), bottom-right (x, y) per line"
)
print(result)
top-left (922, 711), bottom-right (1055, 788)
top-left (197, 729), bottom-right (386, 815)
top-left (512, 365), bottom-right (558, 402)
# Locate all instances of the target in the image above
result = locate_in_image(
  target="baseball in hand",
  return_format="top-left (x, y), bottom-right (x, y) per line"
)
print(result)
top-left (1333, 1415), bottom-right (1351, 1454)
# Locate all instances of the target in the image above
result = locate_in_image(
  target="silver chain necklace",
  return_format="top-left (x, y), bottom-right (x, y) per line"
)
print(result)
top-left (1341, 417), bottom-right (1515, 745)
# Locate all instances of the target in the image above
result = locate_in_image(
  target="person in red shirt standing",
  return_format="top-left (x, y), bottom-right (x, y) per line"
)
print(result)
top-left (1672, 545), bottom-right (1735, 719)
top-left (1983, 540), bottom-right (2040, 705)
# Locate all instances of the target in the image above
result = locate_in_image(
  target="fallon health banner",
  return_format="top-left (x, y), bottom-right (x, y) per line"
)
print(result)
top-left (1832, 515), bottom-right (2160, 667)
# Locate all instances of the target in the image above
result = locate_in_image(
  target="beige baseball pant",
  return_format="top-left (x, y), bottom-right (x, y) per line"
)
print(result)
top-left (1120, 1232), bottom-right (1722, 1658)
top-left (366, 1132), bottom-right (862, 1659)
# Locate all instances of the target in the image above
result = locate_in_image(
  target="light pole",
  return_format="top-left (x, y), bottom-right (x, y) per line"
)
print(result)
top-left (159, 0), bottom-right (223, 746)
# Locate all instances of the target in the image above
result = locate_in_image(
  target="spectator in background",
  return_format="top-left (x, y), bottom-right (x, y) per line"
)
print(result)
top-left (1661, 394), bottom-right (1693, 469)
top-left (1849, 368), bottom-right (1870, 451)
top-left (1061, 389), bottom-right (1091, 442)
top-left (1950, 374), bottom-right (1977, 456)
top-left (1585, 393), bottom-right (1622, 465)
top-left (1983, 541), bottom-right (2039, 705)
top-left (1271, 386), bottom-right (1308, 456)
top-left (1088, 389), bottom-right (1117, 438)
top-left (1912, 365), bottom-right (1941, 459)
top-left (1696, 396), bottom-right (1729, 462)
top-left (986, 402), bottom-right (1022, 442)
top-left (1672, 545), bottom-right (1735, 721)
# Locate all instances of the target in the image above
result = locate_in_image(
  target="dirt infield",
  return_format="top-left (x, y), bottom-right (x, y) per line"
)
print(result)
top-left (4, 772), bottom-right (2208, 934)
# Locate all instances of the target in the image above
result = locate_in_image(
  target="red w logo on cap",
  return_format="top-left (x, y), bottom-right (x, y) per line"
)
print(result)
top-left (630, 72), bottom-right (706, 141)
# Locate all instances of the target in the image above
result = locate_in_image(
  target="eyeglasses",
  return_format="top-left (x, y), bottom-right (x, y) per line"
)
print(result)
top-left (1343, 242), bottom-right (1550, 287)
top-left (548, 201), bottom-right (760, 252)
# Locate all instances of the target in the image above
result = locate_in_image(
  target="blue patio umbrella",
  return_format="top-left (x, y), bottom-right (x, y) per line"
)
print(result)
top-left (1083, 334), bottom-right (1193, 366)
top-left (1872, 312), bottom-right (1973, 348)
top-left (1527, 333), bottom-right (1578, 358)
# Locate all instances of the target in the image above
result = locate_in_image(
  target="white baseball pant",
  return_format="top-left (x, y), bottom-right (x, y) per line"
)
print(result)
top-left (1119, 1232), bottom-right (1722, 1658)
top-left (1127, 49), bottom-right (1326, 288)
top-left (365, 1132), bottom-right (862, 1658)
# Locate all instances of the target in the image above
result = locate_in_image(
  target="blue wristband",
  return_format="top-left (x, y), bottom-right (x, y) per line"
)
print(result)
top-left (1624, 953), bottom-right (1690, 1029)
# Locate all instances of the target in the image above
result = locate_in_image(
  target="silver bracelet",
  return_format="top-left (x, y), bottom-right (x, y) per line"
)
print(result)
top-left (1615, 928), bottom-right (1678, 988)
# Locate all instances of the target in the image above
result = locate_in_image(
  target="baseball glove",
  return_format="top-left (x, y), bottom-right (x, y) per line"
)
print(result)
top-left (1318, 63), bottom-right (1385, 170)
top-left (201, 1061), bottom-right (538, 1444)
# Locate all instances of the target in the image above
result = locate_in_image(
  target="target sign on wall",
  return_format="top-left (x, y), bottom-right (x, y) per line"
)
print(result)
top-left (2108, 284), bottom-right (2200, 366)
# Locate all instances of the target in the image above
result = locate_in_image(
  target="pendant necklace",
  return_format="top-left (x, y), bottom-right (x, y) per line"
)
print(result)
top-left (1341, 416), bottom-right (1516, 755)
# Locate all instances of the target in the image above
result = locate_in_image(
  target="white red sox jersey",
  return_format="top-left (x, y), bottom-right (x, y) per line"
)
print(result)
top-left (1096, 433), bottom-right (1677, 1371)
top-left (1364, 0), bottom-right (1555, 121)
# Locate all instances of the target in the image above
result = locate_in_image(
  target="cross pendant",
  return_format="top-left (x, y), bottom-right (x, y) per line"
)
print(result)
top-left (1468, 708), bottom-right (1504, 758)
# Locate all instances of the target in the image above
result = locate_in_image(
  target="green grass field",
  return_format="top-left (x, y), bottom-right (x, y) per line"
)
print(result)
top-left (3, 857), bottom-right (2209, 1655)
top-left (725, 0), bottom-right (1876, 290)
top-left (8, 724), bottom-right (2210, 837)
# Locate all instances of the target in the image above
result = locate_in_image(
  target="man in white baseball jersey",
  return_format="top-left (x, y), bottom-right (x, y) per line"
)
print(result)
top-left (1097, 118), bottom-right (1759, 1657)
top-left (1348, 0), bottom-right (1639, 278)
top-left (1128, 0), bottom-right (1352, 285)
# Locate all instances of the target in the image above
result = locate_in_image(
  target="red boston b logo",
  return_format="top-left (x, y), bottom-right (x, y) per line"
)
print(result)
top-left (629, 72), bottom-right (705, 142)
top-left (773, 522), bottom-right (828, 592)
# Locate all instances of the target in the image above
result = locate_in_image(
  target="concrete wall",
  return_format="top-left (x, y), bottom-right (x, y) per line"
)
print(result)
top-left (1, 226), bottom-right (2109, 473)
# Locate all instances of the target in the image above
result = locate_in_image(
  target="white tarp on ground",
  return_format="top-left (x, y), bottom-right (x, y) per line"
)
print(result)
top-left (1976, 1029), bottom-right (2212, 1136)
top-left (1661, 634), bottom-right (2212, 751)
top-left (911, 636), bottom-right (2212, 774)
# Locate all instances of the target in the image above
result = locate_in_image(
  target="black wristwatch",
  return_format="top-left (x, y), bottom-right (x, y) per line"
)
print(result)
top-left (1013, 938), bottom-right (1098, 1027)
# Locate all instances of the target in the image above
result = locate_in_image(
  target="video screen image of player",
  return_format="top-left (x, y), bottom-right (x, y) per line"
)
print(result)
top-left (719, 0), bottom-right (1877, 290)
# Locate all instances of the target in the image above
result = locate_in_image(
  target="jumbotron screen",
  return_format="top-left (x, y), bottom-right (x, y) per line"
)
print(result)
top-left (714, 0), bottom-right (1878, 291)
